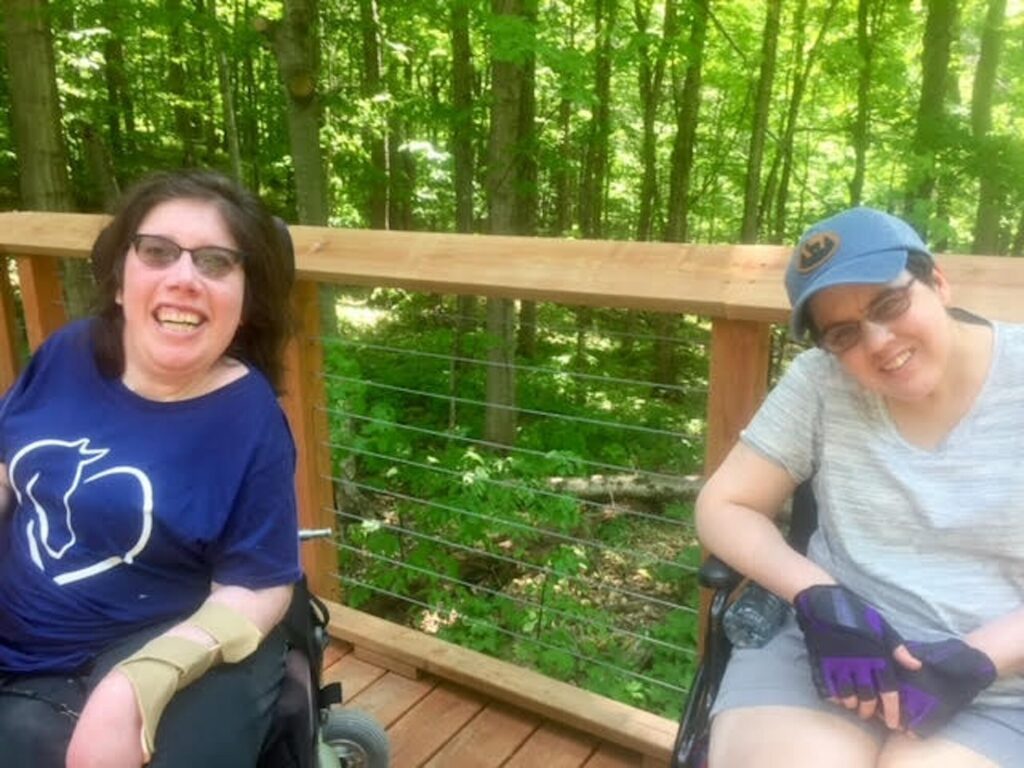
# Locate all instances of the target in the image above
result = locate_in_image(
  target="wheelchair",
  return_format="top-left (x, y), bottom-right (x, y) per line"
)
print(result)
top-left (258, 572), bottom-right (390, 768)
top-left (672, 482), bottom-right (817, 768)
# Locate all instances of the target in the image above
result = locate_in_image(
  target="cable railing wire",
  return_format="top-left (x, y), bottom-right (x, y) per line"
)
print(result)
top-left (321, 336), bottom-right (707, 397)
top-left (336, 572), bottom-right (692, 696)
top-left (336, 540), bottom-right (693, 654)
top-left (325, 373), bottom-right (696, 440)
top-left (326, 408), bottom-right (694, 485)
top-left (331, 505), bottom-right (696, 613)
top-left (330, 441), bottom-right (695, 529)
top-left (339, 477), bottom-right (689, 573)
top-left (334, 301), bottom-right (713, 349)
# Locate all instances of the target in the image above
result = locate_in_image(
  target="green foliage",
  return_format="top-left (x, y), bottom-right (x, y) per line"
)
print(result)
top-left (325, 292), bottom-right (707, 714)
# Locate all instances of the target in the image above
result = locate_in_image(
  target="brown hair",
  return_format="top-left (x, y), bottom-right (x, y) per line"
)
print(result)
top-left (90, 170), bottom-right (294, 391)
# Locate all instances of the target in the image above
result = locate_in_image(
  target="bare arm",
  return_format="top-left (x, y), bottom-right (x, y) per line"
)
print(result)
top-left (66, 582), bottom-right (294, 768)
top-left (963, 606), bottom-right (1024, 678)
top-left (695, 441), bottom-right (834, 602)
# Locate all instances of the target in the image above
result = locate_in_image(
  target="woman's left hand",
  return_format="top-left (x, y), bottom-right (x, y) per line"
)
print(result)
top-left (66, 669), bottom-right (146, 768)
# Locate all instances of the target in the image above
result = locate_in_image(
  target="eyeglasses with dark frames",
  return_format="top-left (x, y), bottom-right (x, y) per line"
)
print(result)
top-left (130, 234), bottom-right (243, 280)
top-left (815, 277), bottom-right (916, 355)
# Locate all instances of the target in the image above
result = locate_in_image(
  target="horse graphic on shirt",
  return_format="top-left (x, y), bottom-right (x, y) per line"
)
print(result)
top-left (8, 437), bottom-right (153, 585)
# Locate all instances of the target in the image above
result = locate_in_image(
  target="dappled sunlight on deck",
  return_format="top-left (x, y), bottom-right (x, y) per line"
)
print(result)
top-left (323, 639), bottom-right (650, 767)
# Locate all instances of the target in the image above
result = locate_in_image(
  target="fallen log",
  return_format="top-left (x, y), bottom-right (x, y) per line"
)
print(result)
top-left (547, 473), bottom-right (702, 502)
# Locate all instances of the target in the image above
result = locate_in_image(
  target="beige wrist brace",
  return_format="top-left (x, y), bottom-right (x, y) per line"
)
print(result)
top-left (117, 602), bottom-right (263, 759)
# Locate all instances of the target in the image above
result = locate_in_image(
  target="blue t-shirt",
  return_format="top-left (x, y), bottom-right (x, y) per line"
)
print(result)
top-left (0, 319), bottom-right (302, 673)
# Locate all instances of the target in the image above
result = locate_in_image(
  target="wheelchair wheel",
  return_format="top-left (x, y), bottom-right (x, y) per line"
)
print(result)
top-left (318, 708), bottom-right (390, 768)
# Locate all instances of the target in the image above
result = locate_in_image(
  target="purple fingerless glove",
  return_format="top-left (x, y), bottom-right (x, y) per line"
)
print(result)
top-left (896, 639), bottom-right (997, 737)
top-left (794, 584), bottom-right (904, 702)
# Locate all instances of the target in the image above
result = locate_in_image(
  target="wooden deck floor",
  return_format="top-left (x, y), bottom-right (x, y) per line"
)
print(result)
top-left (322, 640), bottom-right (655, 767)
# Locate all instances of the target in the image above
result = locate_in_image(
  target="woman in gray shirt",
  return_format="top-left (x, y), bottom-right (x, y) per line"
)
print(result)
top-left (697, 207), bottom-right (1023, 767)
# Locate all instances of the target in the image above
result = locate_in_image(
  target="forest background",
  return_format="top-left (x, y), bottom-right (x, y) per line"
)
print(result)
top-left (2, 0), bottom-right (1024, 717)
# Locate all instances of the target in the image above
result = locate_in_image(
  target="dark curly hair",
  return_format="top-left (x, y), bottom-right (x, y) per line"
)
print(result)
top-left (89, 170), bottom-right (294, 392)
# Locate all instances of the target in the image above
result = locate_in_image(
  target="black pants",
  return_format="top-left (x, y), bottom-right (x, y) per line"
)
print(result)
top-left (0, 623), bottom-right (285, 768)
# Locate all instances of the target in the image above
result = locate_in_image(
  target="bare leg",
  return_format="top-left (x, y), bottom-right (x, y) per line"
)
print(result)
top-left (877, 733), bottom-right (998, 768)
top-left (710, 706), bottom-right (880, 768)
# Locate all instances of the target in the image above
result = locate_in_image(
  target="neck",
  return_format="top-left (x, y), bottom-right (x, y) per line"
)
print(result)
top-left (885, 316), bottom-right (993, 448)
top-left (122, 357), bottom-right (246, 402)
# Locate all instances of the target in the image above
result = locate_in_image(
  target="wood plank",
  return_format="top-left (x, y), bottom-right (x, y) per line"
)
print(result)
top-left (324, 601), bottom-right (676, 764)
top-left (0, 258), bottom-right (22, 390)
top-left (280, 278), bottom-right (338, 601)
top-left (3, 212), bottom-right (1023, 322)
top-left (322, 639), bottom-right (350, 669)
top-left (702, 318), bottom-right (771, 476)
top-left (422, 701), bottom-right (541, 768)
top-left (504, 723), bottom-right (597, 768)
top-left (387, 683), bottom-right (487, 768)
top-left (354, 645), bottom-right (421, 679)
top-left (344, 670), bottom-right (434, 727)
top-left (323, 651), bottom-right (388, 702)
top-left (16, 255), bottom-right (66, 352)
top-left (582, 743), bottom-right (645, 767)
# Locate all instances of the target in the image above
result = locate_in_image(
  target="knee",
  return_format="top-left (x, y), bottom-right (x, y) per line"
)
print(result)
top-left (0, 693), bottom-right (76, 767)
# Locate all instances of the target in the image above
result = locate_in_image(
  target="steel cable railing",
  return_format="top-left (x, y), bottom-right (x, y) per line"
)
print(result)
top-left (319, 296), bottom-right (713, 716)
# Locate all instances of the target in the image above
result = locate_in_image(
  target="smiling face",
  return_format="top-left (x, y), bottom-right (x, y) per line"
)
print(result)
top-left (118, 198), bottom-right (246, 398)
top-left (807, 270), bottom-right (954, 402)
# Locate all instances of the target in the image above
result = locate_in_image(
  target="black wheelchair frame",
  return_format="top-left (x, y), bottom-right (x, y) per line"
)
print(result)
top-left (672, 481), bottom-right (818, 768)
top-left (259, 574), bottom-right (392, 768)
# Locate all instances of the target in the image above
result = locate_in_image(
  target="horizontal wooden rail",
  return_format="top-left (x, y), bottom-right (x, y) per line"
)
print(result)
top-left (3, 211), bottom-right (1024, 322)
top-left (325, 599), bottom-right (676, 764)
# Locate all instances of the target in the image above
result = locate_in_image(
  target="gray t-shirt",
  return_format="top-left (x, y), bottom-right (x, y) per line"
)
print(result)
top-left (742, 321), bottom-right (1024, 704)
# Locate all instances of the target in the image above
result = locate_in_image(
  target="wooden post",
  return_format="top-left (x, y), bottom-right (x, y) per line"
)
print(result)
top-left (16, 255), bottom-right (67, 352)
top-left (0, 259), bottom-right (22, 391)
top-left (280, 278), bottom-right (340, 601)
top-left (698, 318), bottom-right (772, 651)
top-left (703, 319), bottom-right (772, 475)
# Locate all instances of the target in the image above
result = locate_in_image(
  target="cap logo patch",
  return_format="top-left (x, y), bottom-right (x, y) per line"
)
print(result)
top-left (799, 232), bottom-right (840, 273)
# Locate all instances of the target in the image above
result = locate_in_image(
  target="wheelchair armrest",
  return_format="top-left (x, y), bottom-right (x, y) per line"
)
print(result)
top-left (698, 555), bottom-right (742, 592)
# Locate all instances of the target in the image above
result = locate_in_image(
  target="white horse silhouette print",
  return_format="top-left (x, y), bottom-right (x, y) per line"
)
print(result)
top-left (8, 438), bottom-right (153, 586)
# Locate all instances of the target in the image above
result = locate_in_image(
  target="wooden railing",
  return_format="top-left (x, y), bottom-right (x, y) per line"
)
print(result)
top-left (3, 210), bottom-right (1024, 763)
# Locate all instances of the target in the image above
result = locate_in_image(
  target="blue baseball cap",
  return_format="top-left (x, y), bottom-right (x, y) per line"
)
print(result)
top-left (785, 207), bottom-right (932, 339)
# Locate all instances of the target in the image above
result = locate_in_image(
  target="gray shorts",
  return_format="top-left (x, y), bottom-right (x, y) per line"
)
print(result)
top-left (711, 616), bottom-right (1024, 767)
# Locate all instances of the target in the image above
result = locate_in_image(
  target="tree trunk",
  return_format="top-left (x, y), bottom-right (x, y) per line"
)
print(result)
top-left (448, 0), bottom-right (478, 427)
top-left (850, 0), bottom-right (885, 206)
top-left (166, 0), bottom-right (200, 166)
top-left (3, 0), bottom-right (74, 212)
top-left (485, 0), bottom-right (536, 446)
top-left (740, 0), bottom-right (782, 243)
top-left (578, 0), bottom-right (617, 240)
top-left (263, 0), bottom-right (329, 226)
top-left (550, 5), bottom-right (578, 236)
top-left (633, 0), bottom-right (674, 243)
top-left (971, 0), bottom-right (1007, 254)
top-left (208, 0), bottom-right (242, 180)
top-left (772, 0), bottom-right (839, 242)
top-left (2, 0), bottom-right (94, 319)
top-left (387, 58), bottom-right (415, 231)
top-left (359, 0), bottom-right (388, 228)
top-left (100, 0), bottom-right (133, 159)
top-left (904, 0), bottom-right (958, 235)
top-left (516, 0), bottom-right (538, 359)
top-left (664, 0), bottom-right (707, 244)
top-left (451, 0), bottom-right (474, 235)
top-left (658, 0), bottom-right (707, 390)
